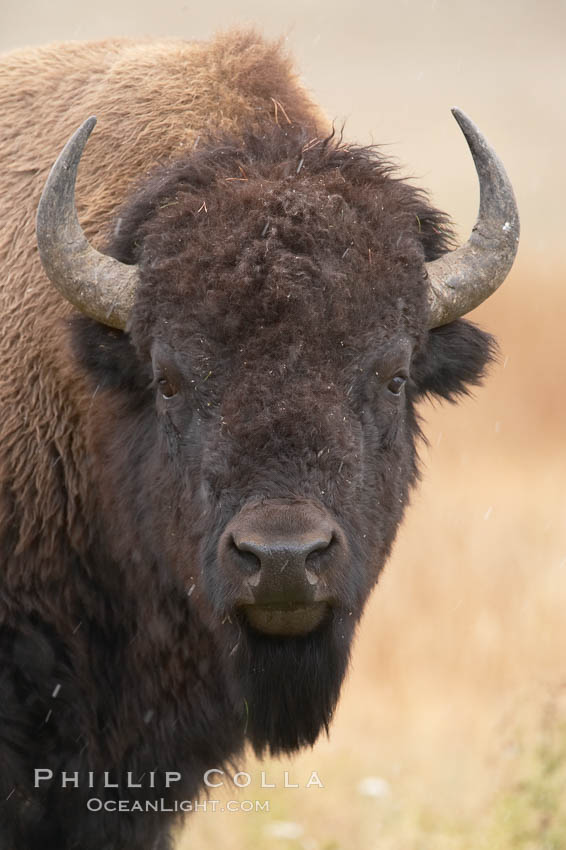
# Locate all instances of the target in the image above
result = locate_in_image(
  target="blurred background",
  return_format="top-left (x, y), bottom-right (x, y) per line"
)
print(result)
top-left (2, 1), bottom-right (565, 847)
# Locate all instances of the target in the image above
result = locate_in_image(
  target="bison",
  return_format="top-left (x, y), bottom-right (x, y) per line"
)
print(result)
top-left (0, 29), bottom-right (518, 850)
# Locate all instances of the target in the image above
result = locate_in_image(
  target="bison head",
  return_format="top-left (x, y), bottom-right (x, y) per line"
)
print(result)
top-left (36, 115), bottom-right (518, 753)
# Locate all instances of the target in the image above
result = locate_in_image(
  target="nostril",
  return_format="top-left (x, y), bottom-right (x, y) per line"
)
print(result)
top-left (229, 535), bottom-right (262, 574)
top-left (304, 533), bottom-right (335, 583)
top-left (305, 532), bottom-right (334, 562)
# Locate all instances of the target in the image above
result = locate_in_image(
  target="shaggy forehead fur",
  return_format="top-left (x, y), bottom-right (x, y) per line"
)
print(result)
top-left (110, 129), bottom-right (454, 367)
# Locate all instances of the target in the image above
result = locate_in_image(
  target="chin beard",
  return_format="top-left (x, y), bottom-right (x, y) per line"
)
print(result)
top-left (233, 613), bottom-right (354, 756)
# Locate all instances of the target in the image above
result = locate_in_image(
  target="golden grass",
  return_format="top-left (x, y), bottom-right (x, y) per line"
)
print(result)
top-left (177, 265), bottom-right (566, 849)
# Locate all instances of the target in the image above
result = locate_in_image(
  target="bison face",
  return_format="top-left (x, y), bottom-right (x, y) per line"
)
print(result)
top-left (148, 326), bottom-right (415, 630)
top-left (72, 130), bottom-right (495, 753)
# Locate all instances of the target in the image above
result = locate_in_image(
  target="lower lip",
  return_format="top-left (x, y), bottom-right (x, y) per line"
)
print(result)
top-left (241, 602), bottom-right (329, 637)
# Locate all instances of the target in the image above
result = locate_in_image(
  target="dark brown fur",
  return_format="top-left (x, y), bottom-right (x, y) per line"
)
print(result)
top-left (0, 31), bottom-right (494, 849)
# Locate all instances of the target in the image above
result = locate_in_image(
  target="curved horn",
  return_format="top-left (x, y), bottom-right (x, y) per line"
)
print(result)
top-left (426, 108), bottom-right (519, 328)
top-left (36, 117), bottom-right (140, 330)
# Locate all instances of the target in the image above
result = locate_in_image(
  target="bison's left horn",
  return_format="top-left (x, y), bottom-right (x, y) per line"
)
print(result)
top-left (426, 108), bottom-right (519, 328)
top-left (36, 117), bottom-right (140, 330)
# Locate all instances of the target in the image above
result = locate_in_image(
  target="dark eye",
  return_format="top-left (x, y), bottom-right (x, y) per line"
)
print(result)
top-left (387, 375), bottom-right (406, 396)
top-left (157, 377), bottom-right (177, 399)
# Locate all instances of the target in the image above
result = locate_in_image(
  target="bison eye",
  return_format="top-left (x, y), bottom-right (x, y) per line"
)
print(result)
top-left (157, 377), bottom-right (177, 399)
top-left (387, 375), bottom-right (406, 396)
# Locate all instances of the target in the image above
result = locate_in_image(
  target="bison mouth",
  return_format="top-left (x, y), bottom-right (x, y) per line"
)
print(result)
top-left (240, 601), bottom-right (330, 636)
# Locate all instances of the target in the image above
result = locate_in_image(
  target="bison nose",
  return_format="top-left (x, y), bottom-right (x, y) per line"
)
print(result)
top-left (231, 529), bottom-right (333, 581)
top-left (219, 501), bottom-right (348, 635)
top-left (220, 501), bottom-right (344, 607)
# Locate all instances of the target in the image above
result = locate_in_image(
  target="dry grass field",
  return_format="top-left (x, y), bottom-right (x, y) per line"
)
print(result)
top-left (2, 0), bottom-right (565, 846)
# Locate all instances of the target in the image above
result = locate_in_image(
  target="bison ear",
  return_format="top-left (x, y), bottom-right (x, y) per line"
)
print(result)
top-left (70, 315), bottom-right (150, 393)
top-left (411, 319), bottom-right (497, 401)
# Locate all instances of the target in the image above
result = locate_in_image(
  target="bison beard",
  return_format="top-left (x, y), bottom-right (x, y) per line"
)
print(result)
top-left (234, 616), bottom-right (352, 755)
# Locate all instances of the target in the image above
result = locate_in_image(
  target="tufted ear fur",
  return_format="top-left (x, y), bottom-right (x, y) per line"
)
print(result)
top-left (70, 316), bottom-right (150, 394)
top-left (411, 319), bottom-right (497, 401)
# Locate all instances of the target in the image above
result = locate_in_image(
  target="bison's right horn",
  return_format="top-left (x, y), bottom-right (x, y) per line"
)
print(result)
top-left (36, 117), bottom-right (140, 330)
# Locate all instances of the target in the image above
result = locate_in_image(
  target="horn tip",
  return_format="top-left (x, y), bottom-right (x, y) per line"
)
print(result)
top-left (450, 107), bottom-right (473, 131)
top-left (449, 108), bottom-right (485, 153)
top-left (84, 115), bottom-right (98, 134)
